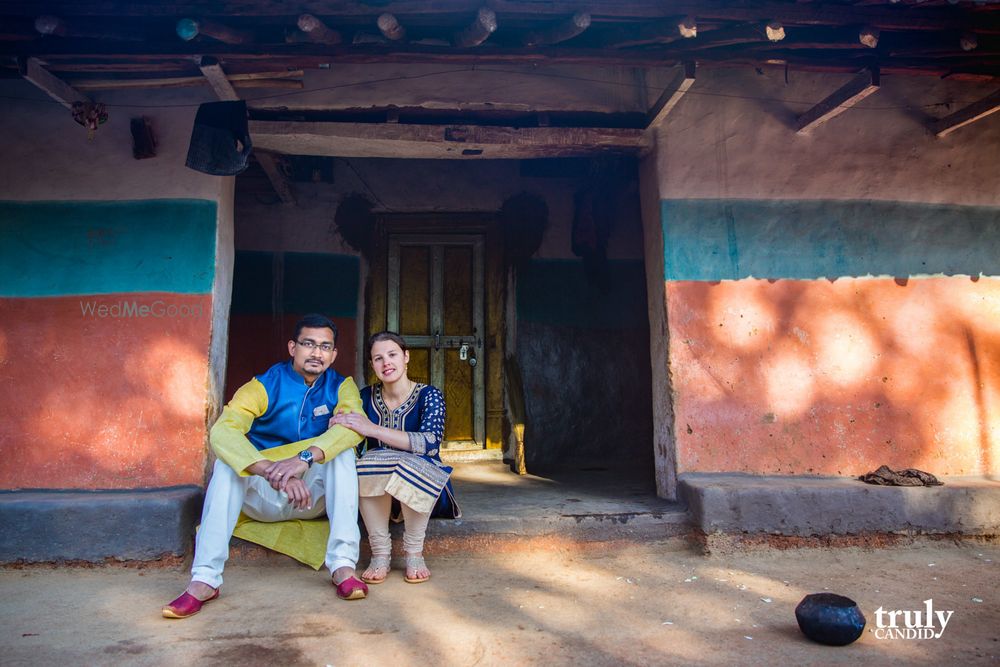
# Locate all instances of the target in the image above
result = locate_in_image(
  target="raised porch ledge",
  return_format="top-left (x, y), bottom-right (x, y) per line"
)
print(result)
top-left (678, 473), bottom-right (1000, 537)
top-left (0, 487), bottom-right (203, 563)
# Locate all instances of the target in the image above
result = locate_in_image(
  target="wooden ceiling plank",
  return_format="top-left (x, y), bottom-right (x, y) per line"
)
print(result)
top-left (796, 66), bottom-right (880, 134)
top-left (931, 88), bottom-right (1000, 137)
top-left (646, 61), bottom-right (696, 130)
top-left (19, 56), bottom-right (90, 109)
top-left (255, 151), bottom-right (296, 204)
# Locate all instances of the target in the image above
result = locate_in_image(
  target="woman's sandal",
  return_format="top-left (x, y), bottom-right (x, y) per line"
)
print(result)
top-left (361, 555), bottom-right (391, 584)
top-left (404, 554), bottom-right (430, 584)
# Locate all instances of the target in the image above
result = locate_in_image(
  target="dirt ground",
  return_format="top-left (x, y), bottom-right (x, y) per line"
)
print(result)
top-left (1, 540), bottom-right (997, 666)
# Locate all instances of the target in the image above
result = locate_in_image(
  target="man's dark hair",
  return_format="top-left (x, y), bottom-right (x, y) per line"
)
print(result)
top-left (293, 313), bottom-right (338, 345)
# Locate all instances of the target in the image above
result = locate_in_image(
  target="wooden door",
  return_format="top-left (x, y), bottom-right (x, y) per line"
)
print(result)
top-left (387, 234), bottom-right (485, 449)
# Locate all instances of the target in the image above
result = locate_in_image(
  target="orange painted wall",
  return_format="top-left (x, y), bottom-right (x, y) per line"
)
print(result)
top-left (0, 294), bottom-right (213, 489)
top-left (668, 277), bottom-right (1000, 476)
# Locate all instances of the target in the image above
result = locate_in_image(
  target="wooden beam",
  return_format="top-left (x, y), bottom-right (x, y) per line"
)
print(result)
top-left (73, 75), bottom-right (302, 90)
top-left (454, 8), bottom-right (496, 48)
top-left (796, 66), bottom-right (880, 134)
top-left (19, 56), bottom-right (89, 109)
top-left (198, 56), bottom-right (239, 100)
top-left (377, 13), bottom-right (406, 41)
top-left (522, 12), bottom-right (590, 47)
top-left (255, 152), bottom-right (296, 205)
top-left (249, 120), bottom-right (649, 160)
top-left (930, 88), bottom-right (1000, 137)
top-left (646, 61), bottom-right (696, 130)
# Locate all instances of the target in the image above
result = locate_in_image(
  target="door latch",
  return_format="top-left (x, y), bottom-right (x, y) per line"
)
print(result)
top-left (459, 343), bottom-right (469, 360)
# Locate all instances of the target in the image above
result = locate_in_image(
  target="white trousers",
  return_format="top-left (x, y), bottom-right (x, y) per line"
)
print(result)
top-left (191, 449), bottom-right (360, 588)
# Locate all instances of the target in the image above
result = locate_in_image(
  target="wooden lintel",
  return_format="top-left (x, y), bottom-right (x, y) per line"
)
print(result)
top-left (198, 56), bottom-right (239, 100)
top-left (523, 12), bottom-right (590, 47)
top-left (249, 120), bottom-right (649, 160)
top-left (931, 88), bottom-right (1000, 137)
top-left (646, 61), bottom-right (697, 130)
top-left (255, 152), bottom-right (296, 205)
top-left (796, 66), bottom-right (880, 134)
top-left (19, 56), bottom-right (90, 109)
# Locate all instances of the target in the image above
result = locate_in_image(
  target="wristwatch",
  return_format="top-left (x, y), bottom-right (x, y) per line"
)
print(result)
top-left (298, 450), bottom-right (314, 468)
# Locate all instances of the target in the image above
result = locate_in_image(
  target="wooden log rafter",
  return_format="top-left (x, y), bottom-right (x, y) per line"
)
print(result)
top-left (19, 55), bottom-right (90, 109)
top-left (930, 88), bottom-right (1000, 137)
top-left (454, 7), bottom-right (496, 48)
top-left (197, 55), bottom-right (239, 100)
top-left (377, 13), bottom-right (406, 41)
top-left (796, 66), bottom-right (881, 134)
top-left (177, 17), bottom-right (252, 44)
top-left (646, 61), bottom-right (697, 131)
top-left (255, 151), bottom-right (296, 204)
top-left (294, 14), bottom-right (341, 45)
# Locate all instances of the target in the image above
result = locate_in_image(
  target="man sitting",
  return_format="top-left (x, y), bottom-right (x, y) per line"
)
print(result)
top-left (163, 313), bottom-right (367, 618)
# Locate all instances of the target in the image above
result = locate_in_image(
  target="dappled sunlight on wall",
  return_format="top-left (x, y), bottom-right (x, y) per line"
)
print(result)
top-left (668, 277), bottom-right (1000, 477)
top-left (0, 295), bottom-right (213, 490)
top-left (811, 310), bottom-right (879, 388)
top-left (763, 346), bottom-right (816, 419)
top-left (707, 283), bottom-right (778, 352)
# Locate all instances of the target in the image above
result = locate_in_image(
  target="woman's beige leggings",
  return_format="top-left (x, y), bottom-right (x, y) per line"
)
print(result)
top-left (359, 493), bottom-right (431, 556)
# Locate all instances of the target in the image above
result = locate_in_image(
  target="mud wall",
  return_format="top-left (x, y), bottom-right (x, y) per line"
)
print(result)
top-left (649, 69), bottom-right (1000, 481)
top-left (0, 83), bottom-right (233, 490)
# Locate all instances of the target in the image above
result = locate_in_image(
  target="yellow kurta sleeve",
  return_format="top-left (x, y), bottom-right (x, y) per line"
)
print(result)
top-left (211, 375), bottom-right (365, 475)
top-left (209, 378), bottom-right (270, 475)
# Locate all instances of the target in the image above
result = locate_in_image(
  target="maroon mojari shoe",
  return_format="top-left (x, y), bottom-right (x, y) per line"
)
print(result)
top-left (334, 575), bottom-right (368, 601)
top-left (162, 588), bottom-right (220, 619)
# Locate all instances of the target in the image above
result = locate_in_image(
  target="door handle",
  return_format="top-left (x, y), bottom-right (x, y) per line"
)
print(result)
top-left (433, 331), bottom-right (440, 350)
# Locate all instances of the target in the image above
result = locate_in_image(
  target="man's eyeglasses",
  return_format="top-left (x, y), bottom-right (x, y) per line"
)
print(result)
top-left (296, 339), bottom-right (335, 353)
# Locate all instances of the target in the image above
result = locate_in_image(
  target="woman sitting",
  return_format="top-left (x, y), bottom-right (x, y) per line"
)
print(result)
top-left (330, 331), bottom-right (460, 584)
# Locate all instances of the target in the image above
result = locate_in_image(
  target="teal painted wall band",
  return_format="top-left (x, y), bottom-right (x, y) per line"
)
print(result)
top-left (0, 200), bottom-right (218, 297)
top-left (517, 259), bottom-right (647, 328)
top-left (661, 199), bottom-right (1000, 281)
top-left (231, 250), bottom-right (360, 318)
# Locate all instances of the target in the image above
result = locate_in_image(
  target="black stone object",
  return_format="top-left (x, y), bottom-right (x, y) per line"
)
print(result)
top-left (795, 593), bottom-right (867, 646)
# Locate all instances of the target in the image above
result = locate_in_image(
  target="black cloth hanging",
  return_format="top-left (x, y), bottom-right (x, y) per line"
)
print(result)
top-left (185, 100), bottom-right (252, 176)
